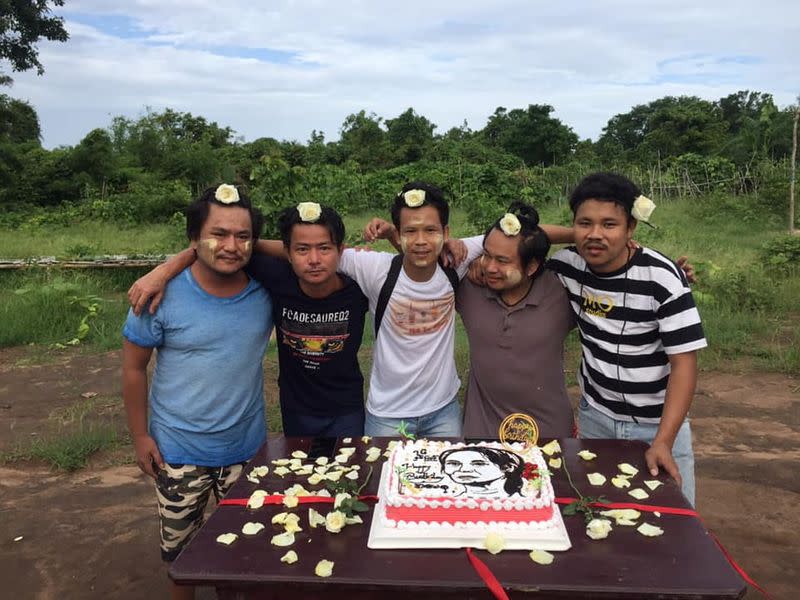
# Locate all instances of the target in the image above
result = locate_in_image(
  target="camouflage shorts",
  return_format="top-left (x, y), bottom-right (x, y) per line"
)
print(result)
top-left (155, 462), bottom-right (245, 562)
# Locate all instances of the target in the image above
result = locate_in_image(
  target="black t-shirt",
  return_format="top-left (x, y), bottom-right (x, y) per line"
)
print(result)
top-left (246, 255), bottom-right (368, 417)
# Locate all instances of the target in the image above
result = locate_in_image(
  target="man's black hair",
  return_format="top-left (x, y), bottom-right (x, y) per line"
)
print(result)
top-left (277, 204), bottom-right (346, 248)
top-left (483, 201), bottom-right (551, 270)
top-left (185, 185), bottom-right (264, 240)
top-left (390, 181), bottom-right (449, 230)
top-left (568, 172), bottom-right (641, 224)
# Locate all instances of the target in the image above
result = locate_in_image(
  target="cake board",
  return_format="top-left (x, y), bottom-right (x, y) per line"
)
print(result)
top-left (367, 461), bottom-right (572, 550)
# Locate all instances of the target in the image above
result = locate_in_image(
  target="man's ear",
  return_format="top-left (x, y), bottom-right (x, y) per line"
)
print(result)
top-left (526, 259), bottom-right (540, 278)
top-left (627, 219), bottom-right (638, 239)
top-left (443, 224), bottom-right (450, 240)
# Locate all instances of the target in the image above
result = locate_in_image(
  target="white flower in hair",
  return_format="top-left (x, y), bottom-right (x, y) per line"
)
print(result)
top-left (499, 213), bottom-right (521, 236)
top-left (215, 184), bottom-right (240, 204)
top-left (297, 202), bottom-right (322, 222)
top-left (632, 195), bottom-right (656, 225)
top-left (403, 189), bottom-right (426, 207)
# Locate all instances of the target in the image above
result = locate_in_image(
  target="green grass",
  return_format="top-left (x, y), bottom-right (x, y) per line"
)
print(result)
top-left (0, 424), bottom-right (125, 471)
top-left (0, 220), bottom-right (183, 259)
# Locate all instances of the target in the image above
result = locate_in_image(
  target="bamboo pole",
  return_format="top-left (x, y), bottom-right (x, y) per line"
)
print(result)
top-left (790, 102), bottom-right (799, 234)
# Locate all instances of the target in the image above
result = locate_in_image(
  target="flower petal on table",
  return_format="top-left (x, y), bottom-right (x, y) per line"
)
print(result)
top-left (637, 523), bottom-right (664, 537)
top-left (529, 549), bottom-right (555, 565)
top-left (216, 533), bottom-right (238, 545)
top-left (587, 472), bottom-right (607, 486)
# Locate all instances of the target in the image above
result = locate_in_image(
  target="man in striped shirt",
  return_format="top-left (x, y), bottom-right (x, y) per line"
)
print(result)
top-left (548, 172), bottom-right (706, 505)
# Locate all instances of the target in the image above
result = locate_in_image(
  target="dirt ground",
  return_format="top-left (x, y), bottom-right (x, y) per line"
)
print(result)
top-left (0, 349), bottom-right (798, 600)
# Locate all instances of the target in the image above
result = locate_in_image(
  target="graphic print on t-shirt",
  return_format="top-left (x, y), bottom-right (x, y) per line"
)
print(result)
top-left (279, 308), bottom-right (351, 371)
top-left (581, 290), bottom-right (615, 317)
top-left (388, 293), bottom-right (454, 336)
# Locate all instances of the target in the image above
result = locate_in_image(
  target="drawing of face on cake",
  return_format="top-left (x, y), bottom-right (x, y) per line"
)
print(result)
top-left (439, 447), bottom-right (525, 496)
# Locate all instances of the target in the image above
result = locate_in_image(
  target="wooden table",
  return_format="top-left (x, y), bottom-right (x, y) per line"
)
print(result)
top-left (169, 436), bottom-right (746, 599)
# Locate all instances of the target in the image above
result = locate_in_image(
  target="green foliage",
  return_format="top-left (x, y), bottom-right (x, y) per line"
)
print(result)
top-left (483, 104), bottom-right (578, 166)
top-left (1, 424), bottom-right (123, 471)
top-left (761, 235), bottom-right (800, 272)
top-left (0, 0), bottom-right (68, 80)
top-left (0, 270), bottom-right (135, 350)
top-left (86, 178), bottom-right (192, 223)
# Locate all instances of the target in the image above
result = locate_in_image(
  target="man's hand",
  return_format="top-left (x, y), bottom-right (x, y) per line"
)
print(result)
top-left (467, 256), bottom-right (487, 286)
top-left (441, 238), bottom-right (467, 268)
top-left (128, 272), bottom-right (168, 316)
top-left (363, 218), bottom-right (395, 243)
top-left (676, 256), bottom-right (696, 284)
top-left (644, 440), bottom-right (682, 486)
top-left (133, 434), bottom-right (164, 478)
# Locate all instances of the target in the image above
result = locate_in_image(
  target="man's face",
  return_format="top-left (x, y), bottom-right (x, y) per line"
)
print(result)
top-left (398, 205), bottom-right (448, 270)
top-left (193, 203), bottom-right (254, 276)
top-left (481, 229), bottom-right (535, 291)
top-left (443, 450), bottom-right (505, 486)
top-left (287, 223), bottom-right (341, 287)
top-left (573, 199), bottom-right (636, 273)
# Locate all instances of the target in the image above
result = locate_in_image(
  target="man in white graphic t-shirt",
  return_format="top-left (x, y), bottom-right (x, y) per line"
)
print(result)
top-left (340, 181), bottom-right (483, 437)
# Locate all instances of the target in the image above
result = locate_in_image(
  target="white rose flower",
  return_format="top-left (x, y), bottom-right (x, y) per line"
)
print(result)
top-left (325, 510), bottom-right (347, 533)
top-left (215, 184), bottom-right (240, 204)
top-left (297, 202), bottom-right (322, 222)
top-left (403, 189), bottom-right (426, 207)
top-left (586, 518), bottom-right (613, 540)
top-left (632, 195), bottom-right (656, 224)
top-left (499, 213), bottom-right (521, 236)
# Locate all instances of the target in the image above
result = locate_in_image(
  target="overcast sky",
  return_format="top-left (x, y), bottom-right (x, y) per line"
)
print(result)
top-left (9, 0), bottom-right (800, 149)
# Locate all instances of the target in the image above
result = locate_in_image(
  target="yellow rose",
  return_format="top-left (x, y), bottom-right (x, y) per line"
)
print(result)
top-left (586, 518), bottom-right (613, 540)
top-left (297, 202), bottom-right (322, 222)
top-left (215, 184), bottom-right (240, 204)
top-left (499, 213), bottom-right (521, 236)
top-left (403, 189), bottom-right (426, 207)
top-left (325, 510), bottom-right (347, 533)
top-left (632, 195), bottom-right (656, 223)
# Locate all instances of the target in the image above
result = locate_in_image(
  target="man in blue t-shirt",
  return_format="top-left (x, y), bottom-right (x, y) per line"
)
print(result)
top-left (128, 202), bottom-right (368, 438)
top-left (122, 185), bottom-right (271, 599)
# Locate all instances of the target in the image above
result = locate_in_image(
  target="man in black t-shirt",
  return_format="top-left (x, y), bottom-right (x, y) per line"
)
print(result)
top-left (128, 202), bottom-right (368, 437)
top-left (246, 203), bottom-right (368, 436)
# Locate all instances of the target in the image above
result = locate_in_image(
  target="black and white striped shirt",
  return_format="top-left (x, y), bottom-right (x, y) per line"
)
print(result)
top-left (548, 246), bottom-right (707, 423)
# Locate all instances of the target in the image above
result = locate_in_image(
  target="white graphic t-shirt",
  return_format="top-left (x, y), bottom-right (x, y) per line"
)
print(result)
top-left (339, 238), bottom-right (483, 418)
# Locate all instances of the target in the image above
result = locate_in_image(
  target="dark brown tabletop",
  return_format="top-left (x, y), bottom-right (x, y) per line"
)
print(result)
top-left (169, 436), bottom-right (746, 600)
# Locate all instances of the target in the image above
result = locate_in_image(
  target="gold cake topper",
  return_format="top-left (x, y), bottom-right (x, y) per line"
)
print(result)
top-left (499, 413), bottom-right (539, 450)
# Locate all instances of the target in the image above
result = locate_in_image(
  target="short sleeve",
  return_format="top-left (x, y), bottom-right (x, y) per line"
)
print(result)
top-left (122, 307), bottom-right (164, 348)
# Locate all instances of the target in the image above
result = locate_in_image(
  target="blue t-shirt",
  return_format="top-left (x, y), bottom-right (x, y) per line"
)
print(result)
top-left (123, 268), bottom-right (272, 466)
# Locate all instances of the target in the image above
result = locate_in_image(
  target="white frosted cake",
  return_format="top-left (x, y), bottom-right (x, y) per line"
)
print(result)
top-left (367, 439), bottom-right (571, 550)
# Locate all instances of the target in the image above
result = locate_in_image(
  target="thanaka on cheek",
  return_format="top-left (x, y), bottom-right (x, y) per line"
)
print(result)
top-left (197, 238), bottom-right (218, 262)
top-left (505, 268), bottom-right (523, 286)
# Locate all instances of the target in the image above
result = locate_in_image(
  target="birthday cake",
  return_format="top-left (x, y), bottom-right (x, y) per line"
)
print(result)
top-left (367, 439), bottom-right (571, 550)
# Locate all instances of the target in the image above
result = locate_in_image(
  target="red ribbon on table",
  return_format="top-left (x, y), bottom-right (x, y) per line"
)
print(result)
top-left (218, 494), bottom-right (379, 507)
top-left (553, 497), bottom-right (772, 599)
top-left (465, 547), bottom-right (510, 600)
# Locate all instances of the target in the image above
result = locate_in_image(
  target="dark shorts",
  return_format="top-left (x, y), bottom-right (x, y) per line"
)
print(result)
top-left (155, 462), bottom-right (245, 562)
top-left (281, 407), bottom-right (365, 438)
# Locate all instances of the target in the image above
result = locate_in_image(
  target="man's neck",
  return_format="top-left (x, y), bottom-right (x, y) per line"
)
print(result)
top-left (402, 257), bottom-right (438, 282)
top-left (500, 277), bottom-right (534, 307)
top-left (299, 273), bottom-right (344, 299)
top-left (190, 263), bottom-right (249, 297)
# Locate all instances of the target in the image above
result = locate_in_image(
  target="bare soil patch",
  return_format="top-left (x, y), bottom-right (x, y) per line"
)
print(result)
top-left (0, 348), bottom-right (797, 599)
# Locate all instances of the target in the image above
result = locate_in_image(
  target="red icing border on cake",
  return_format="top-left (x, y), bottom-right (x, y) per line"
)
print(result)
top-left (385, 501), bottom-right (553, 524)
